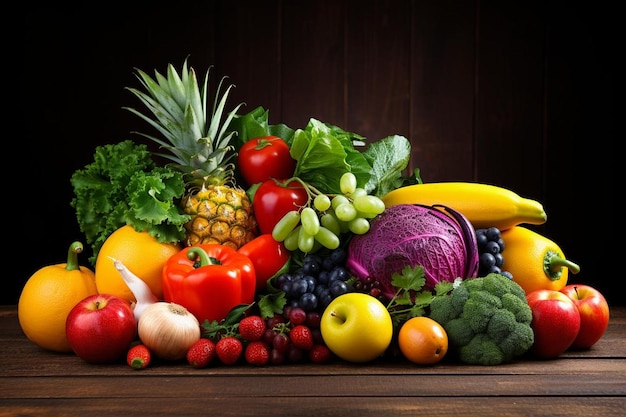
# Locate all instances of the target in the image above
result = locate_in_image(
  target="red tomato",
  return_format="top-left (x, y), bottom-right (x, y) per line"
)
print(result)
top-left (237, 136), bottom-right (296, 187)
top-left (253, 179), bottom-right (308, 235)
top-left (238, 234), bottom-right (291, 292)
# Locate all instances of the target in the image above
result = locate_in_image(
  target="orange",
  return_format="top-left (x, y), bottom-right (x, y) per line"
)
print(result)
top-left (95, 225), bottom-right (182, 302)
top-left (398, 316), bottom-right (448, 365)
top-left (18, 242), bottom-right (98, 352)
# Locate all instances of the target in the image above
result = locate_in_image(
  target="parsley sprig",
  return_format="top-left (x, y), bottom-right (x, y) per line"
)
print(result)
top-left (386, 265), bottom-right (456, 329)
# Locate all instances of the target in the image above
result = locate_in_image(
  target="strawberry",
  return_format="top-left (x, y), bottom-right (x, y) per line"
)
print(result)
top-left (244, 340), bottom-right (270, 366)
top-left (238, 315), bottom-right (267, 342)
top-left (216, 336), bottom-right (243, 365)
top-left (309, 344), bottom-right (332, 364)
top-left (126, 344), bottom-right (151, 370)
top-left (289, 325), bottom-right (314, 350)
top-left (186, 338), bottom-right (216, 369)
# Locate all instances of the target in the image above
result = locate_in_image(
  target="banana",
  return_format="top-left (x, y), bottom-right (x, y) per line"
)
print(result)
top-left (381, 182), bottom-right (547, 231)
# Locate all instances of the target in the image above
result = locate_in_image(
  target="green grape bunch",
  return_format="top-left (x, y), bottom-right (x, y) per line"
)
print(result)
top-left (271, 173), bottom-right (386, 253)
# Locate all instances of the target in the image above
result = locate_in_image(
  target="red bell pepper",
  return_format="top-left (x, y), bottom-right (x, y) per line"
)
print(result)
top-left (162, 244), bottom-right (256, 323)
top-left (238, 234), bottom-right (291, 292)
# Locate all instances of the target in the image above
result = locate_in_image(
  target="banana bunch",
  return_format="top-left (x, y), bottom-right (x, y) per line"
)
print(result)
top-left (381, 182), bottom-right (547, 231)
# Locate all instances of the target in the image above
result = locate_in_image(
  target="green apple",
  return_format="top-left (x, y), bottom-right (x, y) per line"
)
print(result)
top-left (320, 293), bottom-right (393, 362)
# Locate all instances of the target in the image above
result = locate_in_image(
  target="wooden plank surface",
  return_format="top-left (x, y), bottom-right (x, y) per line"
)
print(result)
top-left (3, 370), bottom-right (626, 397)
top-left (474, 0), bottom-right (546, 197)
top-left (1, 397), bottom-right (623, 417)
top-left (281, 0), bottom-right (346, 128)
top-left (344, 0), bottom-right (412, 144)
top-left (1, 307), bottom-right (624, 416)
top-left (409, 0), bottom-right (476, 181)
top-left (214, 0), bottom-right (283, 115)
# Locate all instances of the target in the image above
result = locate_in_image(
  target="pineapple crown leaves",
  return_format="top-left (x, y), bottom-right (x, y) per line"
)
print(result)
top-left (123, 58), bottom-right (245, 184)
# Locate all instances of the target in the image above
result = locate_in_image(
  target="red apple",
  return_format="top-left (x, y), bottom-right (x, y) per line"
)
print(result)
top-left (66, 294), bottom-right (138, 364)
top-left (526, 289), bottom-right (581, 359)
top-left (559, 284), bottom-right (610, 349)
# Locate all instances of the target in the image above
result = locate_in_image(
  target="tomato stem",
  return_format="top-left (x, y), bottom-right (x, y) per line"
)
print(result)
top-left (254, 138), bottom-right (273, 150)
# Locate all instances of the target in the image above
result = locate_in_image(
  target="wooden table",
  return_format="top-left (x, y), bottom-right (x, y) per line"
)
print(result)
top-left (1, 305), bottom-right (624, 416)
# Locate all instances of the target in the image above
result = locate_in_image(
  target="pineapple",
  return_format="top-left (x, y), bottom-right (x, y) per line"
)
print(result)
top-left (124, 59), bottom-right (258, 248)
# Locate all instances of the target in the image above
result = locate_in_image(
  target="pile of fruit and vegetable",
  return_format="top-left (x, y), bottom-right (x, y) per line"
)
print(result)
top-left (17, 60), bottom-right (610, 369)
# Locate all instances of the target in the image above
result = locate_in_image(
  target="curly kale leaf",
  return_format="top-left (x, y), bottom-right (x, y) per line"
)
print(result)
top-left (70, 140), bottom-right (188, 265)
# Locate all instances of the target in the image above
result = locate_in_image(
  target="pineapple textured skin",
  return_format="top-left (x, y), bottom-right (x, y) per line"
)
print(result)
top-left (183, 185), bottom-right (258, 248)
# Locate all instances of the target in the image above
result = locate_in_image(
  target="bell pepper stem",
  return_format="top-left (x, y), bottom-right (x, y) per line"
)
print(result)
top-left (547, 253), bottom-right (581, 276)
top-left (65, 241), bottom-right (84, 271)
top-left (187, 247), bottom-right (221, 267)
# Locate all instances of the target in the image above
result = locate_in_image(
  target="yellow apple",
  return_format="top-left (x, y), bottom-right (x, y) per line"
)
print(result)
top-left (320, 293), bottom-right (393, 362)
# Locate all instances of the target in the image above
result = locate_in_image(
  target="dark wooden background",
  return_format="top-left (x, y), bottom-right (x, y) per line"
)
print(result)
top-left (13, 1), bottom-right (618, 305)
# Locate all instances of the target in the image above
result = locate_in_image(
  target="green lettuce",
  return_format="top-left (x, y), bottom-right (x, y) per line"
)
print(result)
top-left (70, 140), bottom-right (189, 265)
top-left (363, 134), bottom-right (420, 196)
top-left (290, 119), bottom-right (370, 194)
top-left (229, 106), bottom-right (420, 196)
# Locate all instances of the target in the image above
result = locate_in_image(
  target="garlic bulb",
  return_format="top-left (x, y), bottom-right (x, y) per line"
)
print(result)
top-left (111, 257), bottom-right (158, 321)
top-left (138, 302), bottom-right (201, 361)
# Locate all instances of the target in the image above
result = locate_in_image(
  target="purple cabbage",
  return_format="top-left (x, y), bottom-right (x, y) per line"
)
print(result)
top-left (346, 204), bottom-right (479, 300)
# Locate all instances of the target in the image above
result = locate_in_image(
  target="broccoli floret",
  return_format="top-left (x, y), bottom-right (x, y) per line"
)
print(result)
top-left (428, 273), bottom-right (535, 366)
top-left (501, 292), bottom-right (533, 324)
top-left (458, 333), bottom-right (503, 366)
top-left (462, 290), bottom-right (501, 333)
top-left (445, 317), bottom-right (474, 347)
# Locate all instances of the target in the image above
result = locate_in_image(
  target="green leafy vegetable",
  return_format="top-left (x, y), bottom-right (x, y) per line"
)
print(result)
top-left (363, 135), bottom-right (421, 196)
top-left (125, 167), bottom-right (190, 238)
top-left (229, 106), bottom-right (295, 148)
top-left (201, 303), bottom-right (252, 341)
top-left (290, 119), bottom-right (371, 194)
top-left (200, 298), bottom-right (285, 342)
top-left (70, 140), bottom-right (189, 265)
top-left (228, 106), bottom-right (420, 195)
top-left (257, 291), bottom-right (287, 319)
top-left (385, 265), bottom-right (456, 329)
